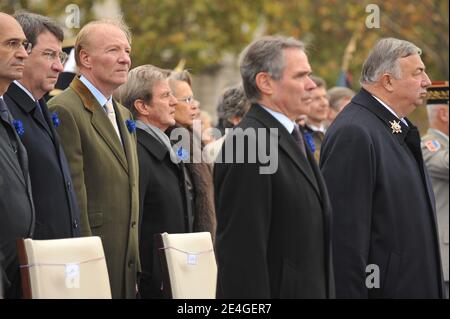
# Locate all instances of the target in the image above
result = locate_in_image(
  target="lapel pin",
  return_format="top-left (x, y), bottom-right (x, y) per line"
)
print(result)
top-left (389, 120), bottom-right (402, 134)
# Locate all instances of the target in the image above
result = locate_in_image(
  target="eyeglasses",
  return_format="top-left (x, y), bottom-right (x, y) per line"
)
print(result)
top-left (177, 96), bottom-right (195, 104)
top-left (2, 39), bottom-right (32, 54)
top-left (35, 49), bottom-right (68, 64)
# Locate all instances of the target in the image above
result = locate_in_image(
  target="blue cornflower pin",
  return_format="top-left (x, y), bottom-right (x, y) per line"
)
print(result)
top-left (126, 119), bottom-right (136, 133)
top-left (12, 119), bottom-right (25, 137)
top-left (177, 147), bottom-right (189, 161)
top-left (303, 132), bottom-right (316, 153)
top-left (51, 112), bottom-right (60, 128)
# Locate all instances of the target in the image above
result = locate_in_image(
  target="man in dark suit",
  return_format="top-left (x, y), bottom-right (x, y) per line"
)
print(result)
top-left (115, 64), bottom-right (193, 298)
top-left (4, 12), bottom-right (80, 240)
top-left (0, 12), bottom-right (35, 299)
top-left (320, 38), bottom-right (445, 298)
top-left (214, 36), bottom-right (335, 298)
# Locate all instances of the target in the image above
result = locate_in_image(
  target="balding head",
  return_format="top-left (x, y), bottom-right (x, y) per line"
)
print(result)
top-left (0, 12), bottom-right (29, 94)
top-left (73, 19), bottom-right (132, 97)
top-left (0, 12), bottom-right (19, 27)
top-left (75, 19), bottom-right (131, 68)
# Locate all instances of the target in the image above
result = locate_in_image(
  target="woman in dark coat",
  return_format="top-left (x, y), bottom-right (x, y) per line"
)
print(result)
top-left (168, 70), bottom-right (217, 242)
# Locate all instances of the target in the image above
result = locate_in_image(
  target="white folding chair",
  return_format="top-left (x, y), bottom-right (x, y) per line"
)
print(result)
top-left (17, 236), bottom-right (111, 299)
top-left (155, 232), bottom-right (217, 299)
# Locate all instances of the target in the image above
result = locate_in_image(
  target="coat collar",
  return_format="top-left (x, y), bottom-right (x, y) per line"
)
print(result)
top-left (136, 128), bottom-right (169, 161)
top-left (352, 88), bottom-right (415, 145)
top-left (70, 76), bottom-right (103, 113)
top-left (246, 104), bottom-right (320, 196)
top-left (6, 82), bottom-right (54, 137)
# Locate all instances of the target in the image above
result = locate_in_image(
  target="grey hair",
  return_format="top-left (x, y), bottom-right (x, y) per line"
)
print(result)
top-left (360, 37), bottom-right (422, 85)
top-left (327, 86), bottom-right (355, 111)
top-left (169, 70), bottom-right (193, 87)
top-left (114, 64), bottom-right (169, 116)
top-left (14, 11), bottom-right (64, 47)
top-left (216, 84), bottom-right (251, 133)
top-left (75, 17), bottom-right (131, 67)
top-left (239, 36), bottom-right (306, 102)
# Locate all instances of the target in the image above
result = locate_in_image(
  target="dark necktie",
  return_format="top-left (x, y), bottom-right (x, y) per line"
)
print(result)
top-left (35, 100), bottom-right (44, 116)
top-left (291, 124), bottom-right (307, 157)
top-left (34, 100), bottom-right (52, 133)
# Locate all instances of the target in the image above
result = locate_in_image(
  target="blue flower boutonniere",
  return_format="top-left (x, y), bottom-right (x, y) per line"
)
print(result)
top-left (51, 112), bottom-right (60, 128)
top-left (12, 119), bottom-right (25, 137)
top-left (126, 119), bottom-right (136, 133)
top-left (177, 147), bottom-right (189, 161)
top-left (303, 132), bottom-right (316, 153)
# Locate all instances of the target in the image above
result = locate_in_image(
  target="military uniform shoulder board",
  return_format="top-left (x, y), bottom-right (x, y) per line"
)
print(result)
top-left (425, 139), bottom-right (441, 152)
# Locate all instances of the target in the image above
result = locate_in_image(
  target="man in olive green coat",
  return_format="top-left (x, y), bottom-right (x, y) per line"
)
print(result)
top-left (48, 19), bottom-right (139, 299)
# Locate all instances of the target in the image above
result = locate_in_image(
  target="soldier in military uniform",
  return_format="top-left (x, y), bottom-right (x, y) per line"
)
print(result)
top-left (422, 81), bottom-right (449, 298)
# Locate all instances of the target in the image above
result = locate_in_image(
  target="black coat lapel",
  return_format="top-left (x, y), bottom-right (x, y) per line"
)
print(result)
top-left (137, 128), bottom-right (169, 160)
top-left (6, 82), bottom-right (54, 139)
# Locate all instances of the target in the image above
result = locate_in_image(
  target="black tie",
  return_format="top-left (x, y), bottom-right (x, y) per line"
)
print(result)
top-left (291, 124), bottom-right (307, 157)
top-left (35, 100), bottom-right (51, 130)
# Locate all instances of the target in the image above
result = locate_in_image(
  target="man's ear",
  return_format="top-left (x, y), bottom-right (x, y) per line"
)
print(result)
top-left (79, 49), bottom-right (91, 69)
top-left (134, 99), bottom-right (149, 116)
top-left (381, 73), bottom-right (395, 92)
top-left (255, 72), bottom-right (274, 96)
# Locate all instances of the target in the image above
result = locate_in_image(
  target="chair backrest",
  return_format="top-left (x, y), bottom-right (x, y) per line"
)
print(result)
top-left (17, 236), bottom-right (111, 299)
top-left (155, 232), bottom-right (217, 299)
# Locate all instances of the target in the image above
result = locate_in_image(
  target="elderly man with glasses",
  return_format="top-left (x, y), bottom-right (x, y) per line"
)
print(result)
top-left (4, 12), bottom-right (80, 241)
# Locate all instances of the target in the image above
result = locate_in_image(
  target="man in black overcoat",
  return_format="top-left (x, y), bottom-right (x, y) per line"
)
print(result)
top-left (214, 36), bottom-right (335, 298)
top-left (320, 38), bottom-right (445, 298)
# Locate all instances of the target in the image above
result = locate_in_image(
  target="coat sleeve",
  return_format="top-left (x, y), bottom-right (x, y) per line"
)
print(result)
top-left (320, 123), bottom-right (375, 298)
top-left (214, 138), bottom-right (272, 298)
top-left (48, 103), bottom-right (91, 236)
